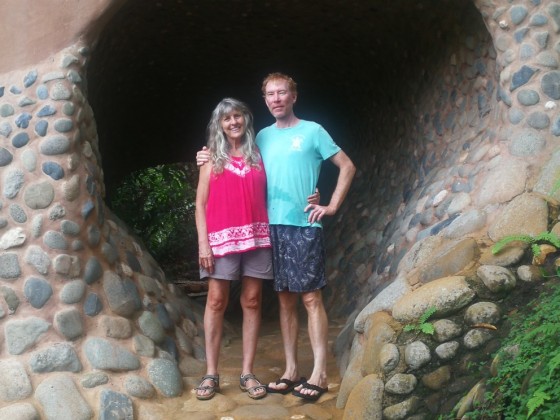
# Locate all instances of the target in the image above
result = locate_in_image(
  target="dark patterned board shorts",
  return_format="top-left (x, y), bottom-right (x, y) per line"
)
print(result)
top-left (269, 225), bottom-right (326, 292)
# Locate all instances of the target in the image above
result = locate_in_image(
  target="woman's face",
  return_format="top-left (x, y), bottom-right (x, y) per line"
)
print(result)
top-left (221, 110), bottom-right (245, 142)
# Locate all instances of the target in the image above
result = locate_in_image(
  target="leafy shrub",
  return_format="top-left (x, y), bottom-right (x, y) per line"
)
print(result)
top-left (468, 281), bottom-right (560, 419)
top-left (111, 163), bottom-right (198, 279)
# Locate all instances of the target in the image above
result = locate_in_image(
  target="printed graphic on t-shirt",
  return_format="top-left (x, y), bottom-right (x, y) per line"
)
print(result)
top-left (290, 135), bottom-right (304, 151)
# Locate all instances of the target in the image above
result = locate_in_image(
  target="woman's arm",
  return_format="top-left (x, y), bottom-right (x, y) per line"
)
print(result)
top-left (195, 163), bottom-right (214, 273)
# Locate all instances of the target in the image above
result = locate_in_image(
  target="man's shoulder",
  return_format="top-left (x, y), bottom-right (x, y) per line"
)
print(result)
top-left (299, 120), bottom-right (327, 135)
top-left (256, 123), bottom-right (276, 135)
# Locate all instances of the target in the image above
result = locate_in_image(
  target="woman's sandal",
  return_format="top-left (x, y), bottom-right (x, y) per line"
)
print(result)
top-left (239, 373), bottom-right (267, 400)
top-left (195, 374), bottom-right (220, 400)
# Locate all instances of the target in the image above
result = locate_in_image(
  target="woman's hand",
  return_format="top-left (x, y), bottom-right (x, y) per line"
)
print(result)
top-left (199, 245), bottom-right (215, 274)
top-left (307, 188), bottom-right (320, 205)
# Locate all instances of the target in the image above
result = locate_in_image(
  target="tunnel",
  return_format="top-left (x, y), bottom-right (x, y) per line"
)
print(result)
top-left (86, 0), bottom-right (485, 203)
top-left (87, 0), bottom-right (491, 314)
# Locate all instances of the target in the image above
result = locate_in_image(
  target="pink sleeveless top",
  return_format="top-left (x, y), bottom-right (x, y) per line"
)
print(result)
top-left (206, 156), bottom-right (271, 257)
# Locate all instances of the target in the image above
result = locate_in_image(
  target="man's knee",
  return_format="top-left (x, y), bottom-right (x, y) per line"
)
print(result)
top-left (301, 290), bottom-right (324, 311)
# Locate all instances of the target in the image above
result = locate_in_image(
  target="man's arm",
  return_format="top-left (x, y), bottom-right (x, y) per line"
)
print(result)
top-left (305, 150), bottom-right (356, 223)
top-left (196, 146), bottom-right (210, 166)
top-left (198, 146), bottom-right (321, 203)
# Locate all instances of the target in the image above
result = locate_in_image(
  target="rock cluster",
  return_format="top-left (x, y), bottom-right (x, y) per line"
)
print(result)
top-left (339, 258), bottom-right (547, 417)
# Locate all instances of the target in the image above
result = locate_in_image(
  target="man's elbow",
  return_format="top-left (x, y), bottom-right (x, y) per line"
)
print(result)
top-left (345, 160), bottom-right (356, 178)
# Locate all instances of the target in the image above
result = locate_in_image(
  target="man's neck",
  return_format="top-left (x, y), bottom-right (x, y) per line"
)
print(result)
top-left (275, 115), bottom-right (299, 129)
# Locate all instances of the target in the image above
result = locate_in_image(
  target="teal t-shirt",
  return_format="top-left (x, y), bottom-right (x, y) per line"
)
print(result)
top-left (256, 120), bottom-right (341, 227)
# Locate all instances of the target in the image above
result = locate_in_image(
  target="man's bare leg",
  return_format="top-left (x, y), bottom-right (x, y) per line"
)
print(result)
top-left (295, 289), bottom-right (328, 397)
top-left (267, 290), bottom-right (301, 391)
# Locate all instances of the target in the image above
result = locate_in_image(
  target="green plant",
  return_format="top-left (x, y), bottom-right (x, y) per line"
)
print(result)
top-left (468, 282), bottom-right (560, 419)
top-left (111, 163), bottom-right (198, 277)
top-left (491, 231), bottom-right (560, 259)
top-left (462, 177), bottom-right (560, 418)
top-left (527, 390), bottom-right (551, 418)
top-left (538, 266), bottom-right (560, 279)
top-left (403, 306), bottom-right (437, 335)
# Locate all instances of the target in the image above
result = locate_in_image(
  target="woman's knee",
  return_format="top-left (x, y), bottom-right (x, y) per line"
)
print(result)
top-left (206, 294), bottom-right (228, 312)
top-left (240, 278), bottom-right (262, 310)
top-left (240, 292), bottom-right (261, 311)
top-left (206, 280), bottom-right (229, 312)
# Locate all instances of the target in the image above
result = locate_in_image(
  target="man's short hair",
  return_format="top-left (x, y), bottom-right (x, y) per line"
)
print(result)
top-left (261, 72), bottom-right (298, 96)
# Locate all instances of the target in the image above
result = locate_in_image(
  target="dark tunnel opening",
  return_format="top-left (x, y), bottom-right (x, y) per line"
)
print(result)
top-left (87, 0), bottom-right (479, 203)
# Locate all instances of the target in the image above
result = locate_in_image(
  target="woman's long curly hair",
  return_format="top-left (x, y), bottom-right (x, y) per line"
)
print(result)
top-left (206, 98), bottom-right (261, 173)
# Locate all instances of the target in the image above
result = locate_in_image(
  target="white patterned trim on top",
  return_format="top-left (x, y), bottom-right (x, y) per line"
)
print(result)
top-left (224, 160), bottom-right (250, 177)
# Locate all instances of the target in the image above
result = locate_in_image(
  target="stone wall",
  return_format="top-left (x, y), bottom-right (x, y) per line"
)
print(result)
top-left (324, 1), bottom-right (498, 319)
top-left (330, 0), bottom-right (560, 417)
top-left (1, 0), bottom-right (560, 418)
top-left (0, 45), bottom-right (208, 418)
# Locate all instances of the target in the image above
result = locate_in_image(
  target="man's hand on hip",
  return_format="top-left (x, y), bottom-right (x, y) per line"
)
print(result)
top-left (304, 204), bottom-right (335, 223)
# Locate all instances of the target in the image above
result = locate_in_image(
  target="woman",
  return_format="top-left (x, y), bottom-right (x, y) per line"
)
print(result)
top-left (195, 98), bottom-right (271, 400)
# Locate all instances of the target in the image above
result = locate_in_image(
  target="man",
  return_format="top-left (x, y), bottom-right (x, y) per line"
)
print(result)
top-left (198, 73), bottom-right (355, 401)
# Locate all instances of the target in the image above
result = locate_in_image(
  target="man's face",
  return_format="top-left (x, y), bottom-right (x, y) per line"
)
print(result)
top-left (264, 79), bottom-right (297, 120)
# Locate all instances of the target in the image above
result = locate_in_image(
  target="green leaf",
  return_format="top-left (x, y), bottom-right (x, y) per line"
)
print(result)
top-left (531, 243), bottom-right (542, 257)
top-left (419, 306), bottom-right (437, 324)
top-left (536, 231), bottom-right (560, 248)
top-left (527, 390), bottom-right (550, 418)
top-left (548, 352), bottom-right (560, 379)
top-left (420, 323), bottom-right (435, 335)
top-left (492, 234), bottom-right (535, 255)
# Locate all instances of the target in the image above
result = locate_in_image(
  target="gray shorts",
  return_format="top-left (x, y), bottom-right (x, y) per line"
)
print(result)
top-left (200, 247), bottom-right (274, 281)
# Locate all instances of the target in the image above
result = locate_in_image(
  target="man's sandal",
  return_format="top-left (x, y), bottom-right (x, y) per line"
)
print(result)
top-left (195, 374), bottom-right (220, 400)
top-left (266, 377), bottom-right (306, 394)
top-left (239, 373), bottom-right (267, 399)
top-left (292, 382), bottom-right (328, 401)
